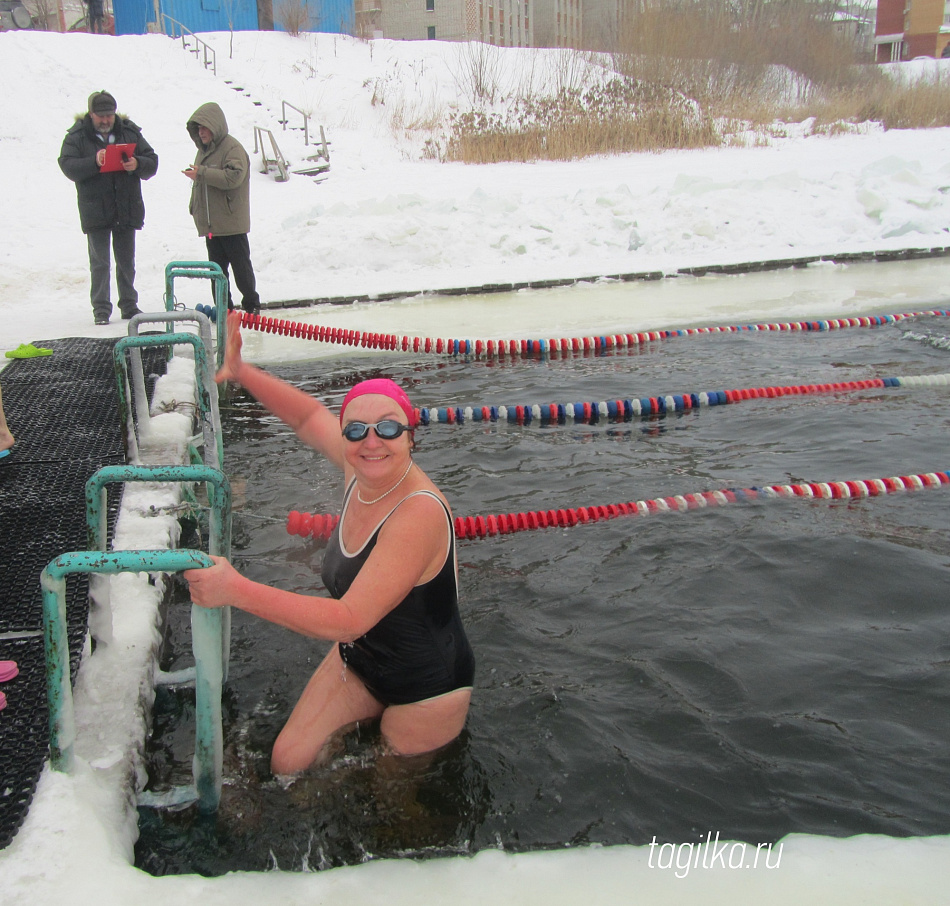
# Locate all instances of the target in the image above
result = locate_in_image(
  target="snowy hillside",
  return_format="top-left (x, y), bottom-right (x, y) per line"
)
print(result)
top-left (2, 29), bottom-right (950, 349)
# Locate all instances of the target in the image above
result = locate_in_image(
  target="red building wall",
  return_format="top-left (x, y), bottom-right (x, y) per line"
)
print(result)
top-left (875, 0), bottom-right (904, 37)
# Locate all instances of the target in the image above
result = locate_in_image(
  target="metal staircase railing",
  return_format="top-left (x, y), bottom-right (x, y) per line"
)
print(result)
top-left (160, 14), bottom-right (216, 75)
top-left (252, 126), bottom-right (289, 182)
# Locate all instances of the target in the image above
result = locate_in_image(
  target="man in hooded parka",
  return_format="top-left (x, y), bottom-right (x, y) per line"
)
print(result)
top-left (184, 102), bottom-right (261, 315)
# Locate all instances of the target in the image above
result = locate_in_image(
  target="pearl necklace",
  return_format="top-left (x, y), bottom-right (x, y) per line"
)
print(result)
top-left (357, 460), bottom-right (414, 505)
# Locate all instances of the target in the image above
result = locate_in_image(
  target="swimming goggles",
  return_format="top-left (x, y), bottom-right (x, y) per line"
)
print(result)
top-left (341, 420), bottom-right (413, 442)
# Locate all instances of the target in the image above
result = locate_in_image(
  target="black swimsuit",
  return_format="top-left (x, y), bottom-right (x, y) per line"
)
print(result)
top-left (321, 481), bottom-right (475, 706)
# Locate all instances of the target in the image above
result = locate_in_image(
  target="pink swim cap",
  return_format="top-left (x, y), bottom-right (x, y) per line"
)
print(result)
top-left (340, 378), bottom-right (417, 426)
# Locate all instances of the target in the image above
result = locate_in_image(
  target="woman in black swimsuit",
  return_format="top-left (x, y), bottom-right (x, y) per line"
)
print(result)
top-left (185, 312), bottom-right (474, 774)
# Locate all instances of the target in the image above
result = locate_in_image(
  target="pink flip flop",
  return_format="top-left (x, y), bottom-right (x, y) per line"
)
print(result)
top-left (0, 691), bottom-right (6, 711)
top-left (0, 661), bottom-right (18, 683)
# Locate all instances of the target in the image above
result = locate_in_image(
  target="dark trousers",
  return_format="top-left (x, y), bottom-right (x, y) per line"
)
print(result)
top-left (88, 0), bottom-right (104, 32)
top-left (87, 228), bottom-right (137, 319)
top-left (206, 233), bottom-right (260, 313)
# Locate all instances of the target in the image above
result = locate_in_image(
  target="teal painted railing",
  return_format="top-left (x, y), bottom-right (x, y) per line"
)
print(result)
top-left (126, 310), bottom-right (220, 465)
top-left (85, 464), bottom-right (231, 564)
top-left (41, 550), bottom-right (214, 783)
top-left (43, 465), bottom-right (232, 812)
top-left (163, 261), bottom-right (229, 368)
top-left (113, 330), bottom-right (223, 469)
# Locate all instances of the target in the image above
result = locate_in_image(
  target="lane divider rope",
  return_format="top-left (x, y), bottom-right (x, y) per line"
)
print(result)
top-left (413, 373), bottom-right (950, 426)
top-left (237, 308), bottom-right (950, 359)
top-left (286, 470), bottom-right (950, 542)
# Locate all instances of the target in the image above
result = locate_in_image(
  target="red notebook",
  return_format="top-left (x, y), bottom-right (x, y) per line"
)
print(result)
top-left (101, 143), bottom-right (137, 173)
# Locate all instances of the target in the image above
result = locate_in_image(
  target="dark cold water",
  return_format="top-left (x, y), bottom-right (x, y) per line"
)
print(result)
top-left (135, 312), bottom-right (950, 876)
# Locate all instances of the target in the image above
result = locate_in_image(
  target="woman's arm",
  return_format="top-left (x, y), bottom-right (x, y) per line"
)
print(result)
top-left (184, 494), bottom-right (449, 641)
top-left (185, 557), bottom-right (365, 640)
top-left (217, 311), bottom-right (344, 468)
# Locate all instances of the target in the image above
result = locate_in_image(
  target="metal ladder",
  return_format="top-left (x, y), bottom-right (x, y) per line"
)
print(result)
top-left (41, 312), bottom-right (232, 813)
top-left (163, 260), bottom-right (231, 370)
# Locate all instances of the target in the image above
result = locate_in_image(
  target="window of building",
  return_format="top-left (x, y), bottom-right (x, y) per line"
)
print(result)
top-left (426, 0), bottom-right (434, 10)
top-left (428, 24), bottom-right (436, 38)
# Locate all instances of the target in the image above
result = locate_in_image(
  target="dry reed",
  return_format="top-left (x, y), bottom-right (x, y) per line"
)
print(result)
top-left (442, 0), bottom-right (950, 164)
top-left (276, 0), bottom-right (310, 37)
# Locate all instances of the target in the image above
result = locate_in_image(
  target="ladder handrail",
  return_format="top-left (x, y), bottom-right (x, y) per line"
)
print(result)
top-left (113, 332), bottom-right (221, 469)
top-left (41, 550), bottom-right (215, 775)
top-left (120, 318), bottom-right (224, 469)
top-left (85, 464), bottom-right (231, 556)
top-left (41, 463), bottom-right (234, 812)
top-left (82, 464), bottom-right (232, 811)
top-left (163, 261), bottom-right (229, 367)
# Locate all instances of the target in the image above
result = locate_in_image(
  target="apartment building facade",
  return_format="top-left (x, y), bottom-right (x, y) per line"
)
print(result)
top-left (875, 0), bottom-right (950, 61)
top-left (357, 0), bottom-right (528, 44)
top-left (356, 0), bottom-right (621, 48)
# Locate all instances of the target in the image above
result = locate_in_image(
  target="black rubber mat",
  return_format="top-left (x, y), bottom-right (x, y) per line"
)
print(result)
top-left (0, 336), bottom-right (166, 850)
top-left (0, 636), bottom-right (50, 849)
top-left (0, 461), bottom-right (119, 633)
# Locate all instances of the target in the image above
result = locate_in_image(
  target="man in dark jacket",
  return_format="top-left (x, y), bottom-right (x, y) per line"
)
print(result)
top-left (58, 90), bottom-right (158, 325)
top-left (184, 102), bottom-right (261, 315)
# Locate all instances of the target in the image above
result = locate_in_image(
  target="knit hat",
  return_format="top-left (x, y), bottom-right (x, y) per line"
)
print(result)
top-left (88, 90), bottom-right (117, 115)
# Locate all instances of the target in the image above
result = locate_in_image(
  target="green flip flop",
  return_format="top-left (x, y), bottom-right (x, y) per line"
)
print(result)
top-left (5, 343), bottom-right (53, 359)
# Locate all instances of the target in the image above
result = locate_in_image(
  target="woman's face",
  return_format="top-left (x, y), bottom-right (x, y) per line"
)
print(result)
top-left (341, 393), bottom-right (413, 478)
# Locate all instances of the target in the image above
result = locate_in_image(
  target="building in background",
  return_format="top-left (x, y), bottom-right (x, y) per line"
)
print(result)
top-left (21, 0), bottom-right (96, 31)
top-left (363, 0), bottom-right (532, 45)
top-left (358, 0), bottom-right (624, 47)
top-left (832, 0), bottom-right (876, 56)
top-left (19, 0), bottom-right (865, 55)
top-left (875, 0), bottom-right (950, 61)
top-left (581, 0), bottom-right (620, 49)
top-left (14, 0), bottom-right (647, 47)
